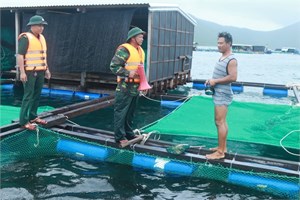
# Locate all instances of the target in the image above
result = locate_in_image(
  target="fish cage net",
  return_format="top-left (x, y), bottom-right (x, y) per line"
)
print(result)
top-left (1, 127), bottom-right (299, 199)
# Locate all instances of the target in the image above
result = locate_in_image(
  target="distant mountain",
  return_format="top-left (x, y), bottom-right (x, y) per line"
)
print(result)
top-left (192, 17), bottom-right (300, 50)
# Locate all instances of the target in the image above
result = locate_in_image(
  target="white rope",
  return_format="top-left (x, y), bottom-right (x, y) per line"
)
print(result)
top-left (140, 132), bottom-right (153, 145)
top-left (66, 119), bottom-right (80, 126)
top-left (105, 138), bottom-right (110, 147)
top-left (140, 93), bottom-right (162, 103)
top-left (280, 130), bottom-right (300, 156)
top-left (132, 129), bottom-right (159, 144)
top-left (139, 92), bottom-right (194, 104)
top-left (229, 153), bottom-right (237, 169)
top-left (147, 130), bottom-right (160, 138)
top-left (140, 95), bottom-right (193, 130)
top-left (133, 129), bottom-right (141, 135)
top-left (33, 123), bottom-right (39, 147)
top-left (153, 133), bottom-right (161, 141)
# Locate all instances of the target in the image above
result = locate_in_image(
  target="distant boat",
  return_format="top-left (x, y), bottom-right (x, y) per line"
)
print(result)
top-left (193, 46), bottom-right (218, 52)
top-left (232, 44), bottom-right (253, 54)
top-left (232, 44), bottom-right (269, 54)
top-left (281, 47), bottom-right (300, 54)
top-left (272, 47), bottom-right (299, 54)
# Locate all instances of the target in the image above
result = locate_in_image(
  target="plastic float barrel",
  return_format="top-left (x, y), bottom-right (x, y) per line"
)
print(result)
top-left (228, 172), bottom-right (300, 198)
top-left (75, 91), bottom-right (101, 100)
top-left (0, 84), bottom-right (51, 94)
top-left (57, 139), bottom-right (111, 161)
top-left (1, 84), bottom-right (13, 90)
top-left (50, 89), bottom-right (74, 96)
top-left (41, 88), bottom-right (50, 94)
top-left (132, 154), bottom-right (156, 169)
top-left (263, 87), bottom-right (288, 97)
top-left (164, 160), bottom-right (195, 175)
top-left (132, 154), bottom-right (194, 176)
top-left (161, 100), bottom-right (182, 108)
top-left (1, 84), bottom-right (109, 99)
top-left (193, 83), bottom-right (206, 90)
top-left (231, 84), bottom-right (244, 93)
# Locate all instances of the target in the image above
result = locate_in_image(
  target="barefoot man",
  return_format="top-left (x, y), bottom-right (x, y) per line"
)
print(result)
top-left (205, 32), bottom-right (237, 160)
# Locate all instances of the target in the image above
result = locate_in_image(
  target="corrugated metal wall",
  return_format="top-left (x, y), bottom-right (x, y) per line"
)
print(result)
top-left (149, 10), bottom-right (194, 82)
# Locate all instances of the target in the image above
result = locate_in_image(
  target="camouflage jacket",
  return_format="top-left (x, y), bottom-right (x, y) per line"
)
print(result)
top-left (110, 46), bottom-right (139, 96)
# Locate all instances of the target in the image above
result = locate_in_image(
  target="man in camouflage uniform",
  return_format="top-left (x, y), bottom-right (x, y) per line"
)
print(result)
top-left (110, 27), bottom-right (147, 145)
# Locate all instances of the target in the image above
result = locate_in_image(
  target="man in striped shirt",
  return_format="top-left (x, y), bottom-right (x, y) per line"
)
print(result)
top-left (205, 32), bottom-right (238, 159)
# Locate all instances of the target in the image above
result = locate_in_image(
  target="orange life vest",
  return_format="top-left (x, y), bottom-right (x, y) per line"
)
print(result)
top-left (117, 43), bottom-right (145, 83)
top-left (18, 32), bottom-right (47, 71)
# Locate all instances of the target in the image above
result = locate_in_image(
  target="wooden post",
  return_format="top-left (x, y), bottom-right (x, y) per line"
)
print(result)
top-left (169, 78), bottom-right (174, 89)
top-left (80, 71), bottom-right (87, 89)
top-left (163, 79), bottom-right (168, 91)
top-left (153, 81), bottom-right (158, 95)
top-left (15, 11), bottom-right (20, 81)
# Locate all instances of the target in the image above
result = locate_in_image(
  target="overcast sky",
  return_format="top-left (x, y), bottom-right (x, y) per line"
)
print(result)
top-left (4, 0), bottom-right (300, 31)
top-left (139, 0), bottom-right (300, 31)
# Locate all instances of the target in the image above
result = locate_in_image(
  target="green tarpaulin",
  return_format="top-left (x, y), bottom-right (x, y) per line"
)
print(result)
top-left (144, 96), bottom-right (300, 149)
top-left (0, 105), bottom-right (53, 126)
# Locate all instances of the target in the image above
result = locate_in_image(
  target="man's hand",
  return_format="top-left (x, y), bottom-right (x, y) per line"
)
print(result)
top-left (139, 90), bottom-right (148, 96)
top-left (20, 72), bottom-right (27, 82)
top-left (45, 70), bottom-right (51, 79)
top-left (128, 70), bottom-right (139, 79)
top-left (205, 79), bottom-right (217, 86)
top-left (208, 79), bottom-right (217, 86)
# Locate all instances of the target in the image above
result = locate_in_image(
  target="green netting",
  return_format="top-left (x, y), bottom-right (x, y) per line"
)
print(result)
top-left (1, 27), bottom-right (16, 71)
top-left (144, 96), bottom-right (300, 149)
top-left (1, 128), bottom-right (299, 199)
top-left (0, 105), bottom-right (54, 126)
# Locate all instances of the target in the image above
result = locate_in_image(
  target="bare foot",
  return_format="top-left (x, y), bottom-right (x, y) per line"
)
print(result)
top-left (206, 151), bottom-right (225, 160)
top-left (209, 147), bottom-right (219, 151)
top-left (209, 147), bottom-right (227, 153)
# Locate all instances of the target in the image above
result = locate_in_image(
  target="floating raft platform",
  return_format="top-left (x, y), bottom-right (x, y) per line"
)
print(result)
top-left (1, 118), bottom-right (299, 198)
top-left (51, 124), bottom-right (300, 198)
top-left (51, 123), bottom-right (300, 177)
top-left (192, 79), bottom-right (296, 98)
top-left (0, 95), bottom-right (115, 137)
top-left (1, 83), bottom-right (300, 199)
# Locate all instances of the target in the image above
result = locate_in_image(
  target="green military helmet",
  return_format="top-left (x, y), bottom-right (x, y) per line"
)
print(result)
top-left (127, 27), bottom-right (145, 41)
top-left (27, 15), bottom-right (48, 26)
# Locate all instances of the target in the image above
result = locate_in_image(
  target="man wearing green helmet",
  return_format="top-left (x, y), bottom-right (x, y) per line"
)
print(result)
top-left (17, 15), bottom-right (51, 130)
top-left (110, 27), bottom-right (147, 146)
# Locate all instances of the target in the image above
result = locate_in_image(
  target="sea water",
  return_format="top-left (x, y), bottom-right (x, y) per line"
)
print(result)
top-left (191, 51), bottom-right (300, 85)
top-left (1, 52), bottom-right (299, 199)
